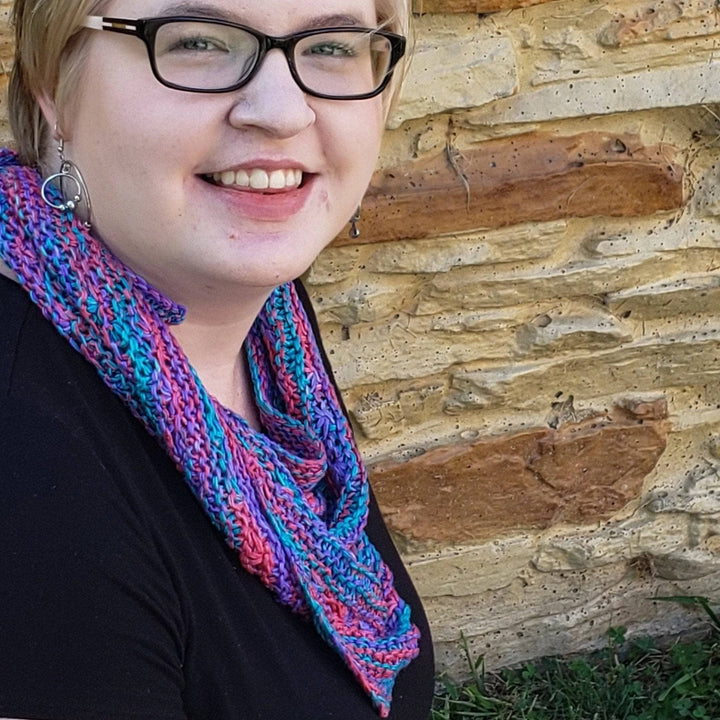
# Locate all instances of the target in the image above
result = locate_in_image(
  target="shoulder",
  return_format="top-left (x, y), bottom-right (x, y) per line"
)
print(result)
top-left (0, 280), bottom-right (188, 718)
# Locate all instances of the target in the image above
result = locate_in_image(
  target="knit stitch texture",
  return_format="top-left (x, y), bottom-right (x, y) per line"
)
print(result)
top-left (0, 149), bottom-right (420, 717)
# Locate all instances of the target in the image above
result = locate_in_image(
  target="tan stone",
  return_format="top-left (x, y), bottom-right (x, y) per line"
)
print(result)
top-left (449, 330), bottom-right (720, 414)
top-left (335, 132), bottom-right (683, 245)
top-left (693, 163), bottom-right (720, 218)
top-left (0, 2), bottom-right (12, 62)
top-left (305, 245), bottom-right (374, 285)
top-left (599, 0), bottom-right (720, 48)
top-left (328, 310), bottom-right (520, 387)
top-left (516, 300), bottom-right (633, 355)
top-left (388, 21), bottom-right (518, 129)
top-left (0, 73), bottom-right (10, 147)
top-left (350, 382), bottom-right (448, 439)
top-left (412, 0), bottom-right (556, 12)
top-left (370, 404), bottom-right (669, 543)
top-left (465, 61), bottom-right (720, 126)
top-left (430, 566), bottom-right (720, 675)
top-left (307, 276), bottom-right (421, 326)
top-left (645, 461), bottom-right (720, 516)
top-left (326, 297), bottom-right (639, 389)
top-left (416, 252), bottom-right (678, 316)
top-left (606, 274), bottom-right (720, 320)
top-left (363, 220), bottom-right (568, 274)
top-left (584, 216), bottom-right (720, 258)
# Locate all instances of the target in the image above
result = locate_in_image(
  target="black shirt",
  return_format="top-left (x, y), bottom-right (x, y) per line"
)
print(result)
top-left (0, 275), bottom-right (434, 720)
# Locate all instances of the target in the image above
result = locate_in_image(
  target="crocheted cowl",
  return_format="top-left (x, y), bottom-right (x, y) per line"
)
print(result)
top-left (0, 149), bottom-right (420, 717)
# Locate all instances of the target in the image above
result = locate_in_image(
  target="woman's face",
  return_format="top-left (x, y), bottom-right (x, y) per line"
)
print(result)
top-left (57, 0), bottom-right (385, 309)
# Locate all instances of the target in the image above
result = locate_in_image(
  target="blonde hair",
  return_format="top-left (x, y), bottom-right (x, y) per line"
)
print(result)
top-left (8, 0), bottom-right (411, 166)
top-left (9, 0), bottom-right (107, 168)
top-left (376, 0), bottom-right (411, 111)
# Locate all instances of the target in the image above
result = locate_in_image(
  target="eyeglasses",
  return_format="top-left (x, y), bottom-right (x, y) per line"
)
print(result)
top-left (82, 16), bottom-right (406, 100)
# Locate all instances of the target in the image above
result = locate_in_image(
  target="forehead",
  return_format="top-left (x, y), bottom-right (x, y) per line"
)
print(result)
top-left (103, 0), bottom-right (380, 30)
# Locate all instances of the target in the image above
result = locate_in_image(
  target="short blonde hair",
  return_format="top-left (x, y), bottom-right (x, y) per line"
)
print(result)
top-left (376, 0), bottom-right (411, 111)
top-left (8, 0), bottom-right (411, 166)
top-left (9, 0), bottom-right (106, 167)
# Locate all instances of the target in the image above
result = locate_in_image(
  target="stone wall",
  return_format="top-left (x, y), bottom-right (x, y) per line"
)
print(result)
top-left (312, 0), bottom-right (720, 676)
top-left (2, 0), bottom-right (720, 678)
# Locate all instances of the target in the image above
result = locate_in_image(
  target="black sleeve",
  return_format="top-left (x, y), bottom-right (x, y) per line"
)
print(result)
top-left (0, 396), bottom-right (187, 720)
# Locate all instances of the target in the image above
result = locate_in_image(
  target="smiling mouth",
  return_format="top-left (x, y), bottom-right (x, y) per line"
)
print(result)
top-left (205, 168), bottom-right (304, 191)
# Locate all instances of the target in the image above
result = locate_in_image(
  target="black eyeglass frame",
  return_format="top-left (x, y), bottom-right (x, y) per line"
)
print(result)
top-left (84, 16), bottom-right (407, 100)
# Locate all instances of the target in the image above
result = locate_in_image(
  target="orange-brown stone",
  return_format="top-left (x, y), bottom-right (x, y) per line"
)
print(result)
top-left (370, 401), bottom-right (669, 543)
top-left (413, 0), bottom-right (556, 13)
top-left (337, 132), bottom-right (684, 245)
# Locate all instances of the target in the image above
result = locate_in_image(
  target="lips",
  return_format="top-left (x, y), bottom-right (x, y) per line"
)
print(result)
top-left (200, 164), bottom-right (314, 222)
top-left (209, 168), bottom-right (303, 191)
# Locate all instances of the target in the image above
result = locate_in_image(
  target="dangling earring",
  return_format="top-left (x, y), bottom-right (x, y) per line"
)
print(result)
top-left (348, 206), bottom-right (361, 239)
top-left (40, 137), bottom-right (92, 229)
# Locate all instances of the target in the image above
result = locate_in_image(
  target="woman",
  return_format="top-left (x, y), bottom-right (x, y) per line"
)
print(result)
top-left (0, 1), bottom-right (434, 718)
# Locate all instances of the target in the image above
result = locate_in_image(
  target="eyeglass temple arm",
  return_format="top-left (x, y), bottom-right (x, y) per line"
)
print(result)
top-left (82, 16), bottom-right (140, 35)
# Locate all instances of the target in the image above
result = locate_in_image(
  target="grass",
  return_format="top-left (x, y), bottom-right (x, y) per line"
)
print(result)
top-left (432, 597), bottom-right (720, 720)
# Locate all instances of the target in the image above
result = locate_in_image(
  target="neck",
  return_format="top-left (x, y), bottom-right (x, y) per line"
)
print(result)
top-left (169, 290), bottom-right (273, 429)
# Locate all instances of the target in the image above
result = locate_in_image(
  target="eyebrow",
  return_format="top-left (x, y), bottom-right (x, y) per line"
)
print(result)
top-left (155, 3), bottom-right (367, 29)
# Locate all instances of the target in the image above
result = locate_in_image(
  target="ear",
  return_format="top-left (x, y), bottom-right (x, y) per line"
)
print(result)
top-left (36, 91), bottom-right (60, 139)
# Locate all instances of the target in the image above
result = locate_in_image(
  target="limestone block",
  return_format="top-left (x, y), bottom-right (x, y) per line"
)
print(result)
top-left (606, 274), bottom-right (720, 320)
top-left (535, 25), bottom-right (599, 67)
top-left (0, 4), bottom-right (12, 71)
top-left (370, 404), bottom-right (669, 542)
top-left (426, 562), bottom-right (634, 644)
top-left (466, 61), bottom-right (720, 126)
top-left (328, 316), bottom-right (518, 388)
top-left (0, 74), bottom-right (9, 147)
top-left (533, 516), bottom-right (695, 573)
top-left (412, 0), bottom-right (556, 12)
top-left (693, 163), bottom-right (720, 217)
top-left (363, 220), bottom-right (567, 274)
top-left (398, 384), bottom-right (448, 425)
top-left (336, 132), bottom-right (683, 245)
top-left (389, 18), bottom-right (517, 129)
top-left (350, 383), bottom-right (447, 439)
top-left (308, 276), bottom-right (420, 326)
top-left (510, 0), bottom-right (719, 89)
top-left (429, 305), bottom-right (534, 334)
top-left (448, 329), bottom-right (720, 414)
top-left (404, 537), bottom-right (537, 597)
top-left (416, 252), bottom-right (675, 316)
top-left (651, 549), bottom-right (720, 581)
top-left (305, 245), bottom-right (374, 285)
top-left (352, 392), bottom-right (407, 440)
top-left (1, 2), bottom-right (13, 146)
top-left (585, 216), bottom-right (720, 257)
top-left (516, 300), bottom-right (633, 354)
top-left (430, 567), bottom-right (720, 674)
top-left (599, 0), bottom-right (720, 47)
top-left (328, 301), bottom-right (573, 390)
top-left (646, 461), bottom-right (720, 516)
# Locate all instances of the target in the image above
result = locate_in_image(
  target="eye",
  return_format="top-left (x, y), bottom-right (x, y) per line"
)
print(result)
top-left (304, 40), bottom-right (357, 57)
top-left (167, 34), bottom-right (229, 53)
top-left (154, 22), bottom-right (238, 57)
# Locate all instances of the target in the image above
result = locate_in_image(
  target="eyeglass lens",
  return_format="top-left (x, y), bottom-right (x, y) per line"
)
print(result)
top-left (153, 21), bottom-right (394, 96)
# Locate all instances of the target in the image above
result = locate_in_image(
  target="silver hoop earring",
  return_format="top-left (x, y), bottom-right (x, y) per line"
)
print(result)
top-left (40, 139), bottom-right (92, 229)
top-left (348, 206), bottom-right (361, 239)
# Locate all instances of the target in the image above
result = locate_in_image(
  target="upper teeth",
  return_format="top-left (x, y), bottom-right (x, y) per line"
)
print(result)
top-left (212, 168), bottom-right (303, 190)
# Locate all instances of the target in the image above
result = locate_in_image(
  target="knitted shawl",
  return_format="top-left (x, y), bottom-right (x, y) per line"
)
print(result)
top-left (0, 149), bottom-right (419, 716)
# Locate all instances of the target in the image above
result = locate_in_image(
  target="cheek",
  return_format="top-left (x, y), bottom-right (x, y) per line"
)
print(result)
top-left (336, 103), bottom-right (384, 173)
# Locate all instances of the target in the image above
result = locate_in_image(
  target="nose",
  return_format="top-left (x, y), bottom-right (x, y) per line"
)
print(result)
top-left (227, 49), bottom-right (316, 138)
